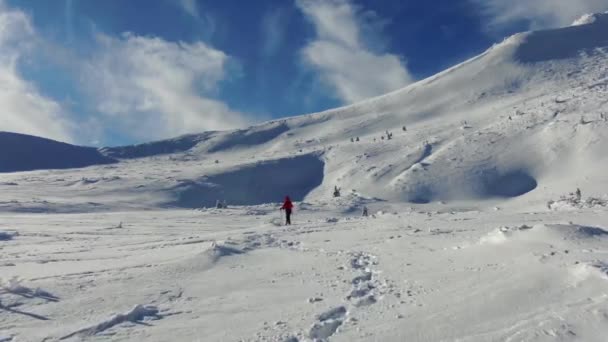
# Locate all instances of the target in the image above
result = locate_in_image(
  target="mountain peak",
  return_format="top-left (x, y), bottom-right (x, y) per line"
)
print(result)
top-left (512, 11), bottom-right (608, 63)
top-left (571, 11), bottom-right (608, 26)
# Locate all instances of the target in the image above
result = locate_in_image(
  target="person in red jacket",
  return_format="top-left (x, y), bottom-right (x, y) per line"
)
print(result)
top-left (280, 196), bottom-right (293, 225)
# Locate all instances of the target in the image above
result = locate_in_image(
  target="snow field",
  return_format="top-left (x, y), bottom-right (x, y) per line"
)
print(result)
top-left (1, 204), bottom-right (608, 341)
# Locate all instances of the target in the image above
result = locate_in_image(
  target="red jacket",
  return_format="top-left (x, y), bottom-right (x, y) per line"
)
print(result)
top-left (281, 197), bottom-right (293, 210)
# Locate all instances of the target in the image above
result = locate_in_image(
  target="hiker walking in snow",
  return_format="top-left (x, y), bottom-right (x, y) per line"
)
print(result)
top-left (333, 186), bottom-right (341, 197)
top-left (281, 196), bottom-right (294, 225)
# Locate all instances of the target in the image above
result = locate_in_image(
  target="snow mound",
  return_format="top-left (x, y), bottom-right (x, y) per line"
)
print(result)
top-left (481, 224), bottom-right (608, 245)
top-left (205, 242), bottom-right (245, 263)
top-left (0, 277), bottom-right (59, 301)
top-left (0, 276), bottom-right (29, 294)
top-left (312, 192), bottom-right (380, 214)
top-left (548, 196), bottom-right (608, 211)
top-left (592, 262), bottom-right (608, 279)
top-left (174, 234), bottom-right (289, 273)
top-left (570, 262), bottom-right (608, 283)
top-left (60, 304), bottom-right (160, 340)
top-left (166, 243), bottom-right (239, 273)
top-left (541, 224), bottom-right (608, 240)
top-left (479, 227), bottom-right (512, 245)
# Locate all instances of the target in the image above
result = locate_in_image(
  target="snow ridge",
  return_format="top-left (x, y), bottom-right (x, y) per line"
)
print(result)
top-left (60, 305), bottom-right (161, 340)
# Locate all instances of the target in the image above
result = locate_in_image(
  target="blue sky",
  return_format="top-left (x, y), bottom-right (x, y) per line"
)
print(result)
top-left (1, 0), bottom-right (606, 146)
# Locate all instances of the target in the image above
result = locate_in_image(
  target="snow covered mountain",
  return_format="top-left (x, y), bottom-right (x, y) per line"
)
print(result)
top-left (1, 13), bottom-right (607, 212)
top-left (0, 132), bottom-right (116, 173)
top-left (2, 13), bottom-right (608, 342)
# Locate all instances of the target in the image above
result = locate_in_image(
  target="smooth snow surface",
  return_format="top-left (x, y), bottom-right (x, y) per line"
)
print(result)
top-left (1, 13), bottom-right (608, 342)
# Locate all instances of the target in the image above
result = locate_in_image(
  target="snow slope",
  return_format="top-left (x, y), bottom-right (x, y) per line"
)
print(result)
top-left (1, 14), bottom-right (608, 342)
top-left (3, 13), bottom-right (608, 210)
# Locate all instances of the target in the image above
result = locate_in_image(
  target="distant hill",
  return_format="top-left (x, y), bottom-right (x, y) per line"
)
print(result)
top-left (99, 122), bottom-right (290, 159)
top-left (0, 132), bottom-right (117, 173)
top-left (1, 13), bottom-right (607, 210)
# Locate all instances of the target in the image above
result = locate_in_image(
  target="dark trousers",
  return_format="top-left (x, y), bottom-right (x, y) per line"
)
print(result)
top-left (285, 209), bottom-right (292, 225)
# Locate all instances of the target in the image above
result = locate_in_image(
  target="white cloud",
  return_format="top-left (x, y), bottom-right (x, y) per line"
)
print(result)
top-left (261, 7), bottom-right (290, 57)
top-left (64, 0), bottom-right (74, 43)
top-left (296, 0), bottom-right (413, 104)
top-left (178, 0), bottom-right (199, 18)
top-left (172, 0), bottom-right (216, 41)
top-left (84, 33), bottom-right (250, 141)
top-left (472, 0), bottom-right (608, 30)
top-left (0, 2), bottom-right (75, 143)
